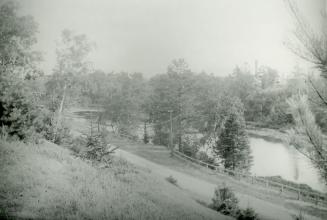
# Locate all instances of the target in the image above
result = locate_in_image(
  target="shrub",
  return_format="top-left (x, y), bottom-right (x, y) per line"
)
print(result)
top-left (211, 185), bottom-right (239, 216)
top-left (79, 127), bottom-right (117, 167)
top-left (166, 175), bottom-right (178, 186)
top-left (181, 135), bottom-right (200, 157)
top-left (196, 151), bottom-right (215, 164)
top-left (30, 107), bottom-right (71, 145)
top-left (236, 207), bottom-right (259, 220)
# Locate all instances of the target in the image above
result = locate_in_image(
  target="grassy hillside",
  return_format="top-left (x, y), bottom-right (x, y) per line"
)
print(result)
top-left (0, 139), bottom-right (230, 220)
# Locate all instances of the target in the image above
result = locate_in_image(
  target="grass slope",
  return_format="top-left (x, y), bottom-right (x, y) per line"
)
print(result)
top-left (0, 139), bottom-right (230, 220)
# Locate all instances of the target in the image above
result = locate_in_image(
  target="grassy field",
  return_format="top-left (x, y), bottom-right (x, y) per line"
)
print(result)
top-left (0, 138), bottom-right (230, 220)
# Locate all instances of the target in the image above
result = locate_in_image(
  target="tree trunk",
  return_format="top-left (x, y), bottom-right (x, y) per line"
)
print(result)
top-left (52, 83), bottom-right (67, 142)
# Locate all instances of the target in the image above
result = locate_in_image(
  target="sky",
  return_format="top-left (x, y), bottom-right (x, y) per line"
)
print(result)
top-left (19, 0), bottom-right (323, 77)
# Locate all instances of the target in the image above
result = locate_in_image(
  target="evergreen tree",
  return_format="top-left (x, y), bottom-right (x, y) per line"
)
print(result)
top-left (214, 97), bottom-right (252, 172)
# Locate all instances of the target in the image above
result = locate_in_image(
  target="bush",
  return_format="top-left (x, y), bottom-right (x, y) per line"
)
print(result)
top-left (236, 207), bottom-right (259, 220)
top-left (79, 128), bottom-right (117, 167)
top-left (29, 107), bottom-right (71, 145)
top-left (211, 185), bottom-right (239, 216)
top-left (196, 151), bottom-right (215, 164)
top-left (181, 134), bottom-right (200, 157)
top-left (166, 175), bottom-right (178, 186)
top-left (211, 185), bottom-right (260, 219)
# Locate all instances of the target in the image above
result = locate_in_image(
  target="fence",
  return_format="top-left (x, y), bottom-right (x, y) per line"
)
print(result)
top-left (172, 150), bottom-right (327, 206)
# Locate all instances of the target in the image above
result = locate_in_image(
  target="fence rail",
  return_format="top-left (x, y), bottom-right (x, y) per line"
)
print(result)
top-left (172, 150), bottom-right (327, 206)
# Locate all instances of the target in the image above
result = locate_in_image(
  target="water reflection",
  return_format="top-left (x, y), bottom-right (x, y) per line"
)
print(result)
top-left (250, 137), bottom-right (326, 192)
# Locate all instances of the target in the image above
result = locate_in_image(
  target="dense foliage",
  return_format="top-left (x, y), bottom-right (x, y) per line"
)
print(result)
top-left (0, 1), bottom-right (69, 144)
top-left (0, 1), bottom-right (45, 141)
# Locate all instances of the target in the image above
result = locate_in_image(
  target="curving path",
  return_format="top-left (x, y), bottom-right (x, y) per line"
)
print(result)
top-left (116, 149), bottom-right (320, 220)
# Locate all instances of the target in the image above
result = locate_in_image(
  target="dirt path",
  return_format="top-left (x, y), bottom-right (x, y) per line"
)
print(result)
top-left (116, 149), bottom-right (320, 220)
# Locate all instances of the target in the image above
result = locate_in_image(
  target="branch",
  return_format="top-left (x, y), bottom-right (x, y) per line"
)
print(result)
top-left (296, 107), bottom-right (326, 161)
top-left (307, 77), bottom-right (327, 107)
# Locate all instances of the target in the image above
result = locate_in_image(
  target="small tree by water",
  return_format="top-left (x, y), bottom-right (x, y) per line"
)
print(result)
top-left (214, 97), bottom-right (252, 172)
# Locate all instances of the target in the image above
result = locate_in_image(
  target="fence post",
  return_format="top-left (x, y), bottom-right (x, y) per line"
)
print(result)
top-left (315, 194), bottom-right (319, 205)
top-left (265, 179), bottom-right (269, 188)
top-left (297, 190), bottom-right (301, 200)
top-left (280, 185), bottom-right (284, 194)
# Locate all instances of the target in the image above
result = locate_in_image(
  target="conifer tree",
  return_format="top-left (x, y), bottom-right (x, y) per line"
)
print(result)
top-left (214, 97), bottom-right (252, 172)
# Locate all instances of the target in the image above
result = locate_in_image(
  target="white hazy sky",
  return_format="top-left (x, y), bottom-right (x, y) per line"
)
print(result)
top-left (19, 0), bottom-right (323, 77)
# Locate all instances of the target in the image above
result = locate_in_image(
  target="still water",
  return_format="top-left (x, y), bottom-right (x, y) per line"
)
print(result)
top-left (250, 137), bottom-right (326, 192)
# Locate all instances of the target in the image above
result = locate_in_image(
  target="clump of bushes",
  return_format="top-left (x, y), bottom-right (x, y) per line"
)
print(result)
top-left (0, 74), bottom-right (71, 144)
top-left (210, 185), bottom-right (259, 220)
top-left (211, 185), bottom-right (239, 216)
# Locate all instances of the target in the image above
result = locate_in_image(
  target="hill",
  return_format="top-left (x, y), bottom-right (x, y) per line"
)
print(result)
top-left (0, 138), bottom-right (230, 220)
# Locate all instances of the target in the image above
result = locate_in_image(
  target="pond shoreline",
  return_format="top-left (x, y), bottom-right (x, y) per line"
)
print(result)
top-left (246, 126), bottom-right (288, 143)
top-left (247, 126), bottom-right (327, 193)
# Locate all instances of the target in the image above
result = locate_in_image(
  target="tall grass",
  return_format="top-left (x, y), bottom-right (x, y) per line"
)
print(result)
top-left (0, 138), bottom-right (228, 220)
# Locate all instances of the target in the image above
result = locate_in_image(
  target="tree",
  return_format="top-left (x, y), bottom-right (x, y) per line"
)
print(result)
top-left (104, 72), bottom-right (147, 134)
top-left (255, 66), bottom-right (279, 89)
top-left (49, 29), bottom-right (93, 110)
top-left (147, 59), bottom-right (194, 148)
top-left (48, 29), bottom-right (93, 141)
top-left (0, 1), bottom-right (43, 140)
top-left (188, 72), bottom-right (223, 138)
top-left (214, 97), bottom-right (252, 172)
top-left (0, 1), bottom-right (41, 76)
top-left (287, 95), bottom-right (327, 183)
top-left (226, 66), bottom-right (256, 104)
top-left (285, 0), bottom-right (327, 184)
top-left (166, 59), bottom-right (193, 149)
top-left (285, 0), bottom-right (327, 77)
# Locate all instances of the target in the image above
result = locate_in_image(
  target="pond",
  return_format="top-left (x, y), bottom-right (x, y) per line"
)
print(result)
top-left (250, 137), bottom-right (327, 192)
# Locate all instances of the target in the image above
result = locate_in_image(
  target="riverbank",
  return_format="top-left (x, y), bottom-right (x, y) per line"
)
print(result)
top-left (246, 123), bottom-right (288, 143)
